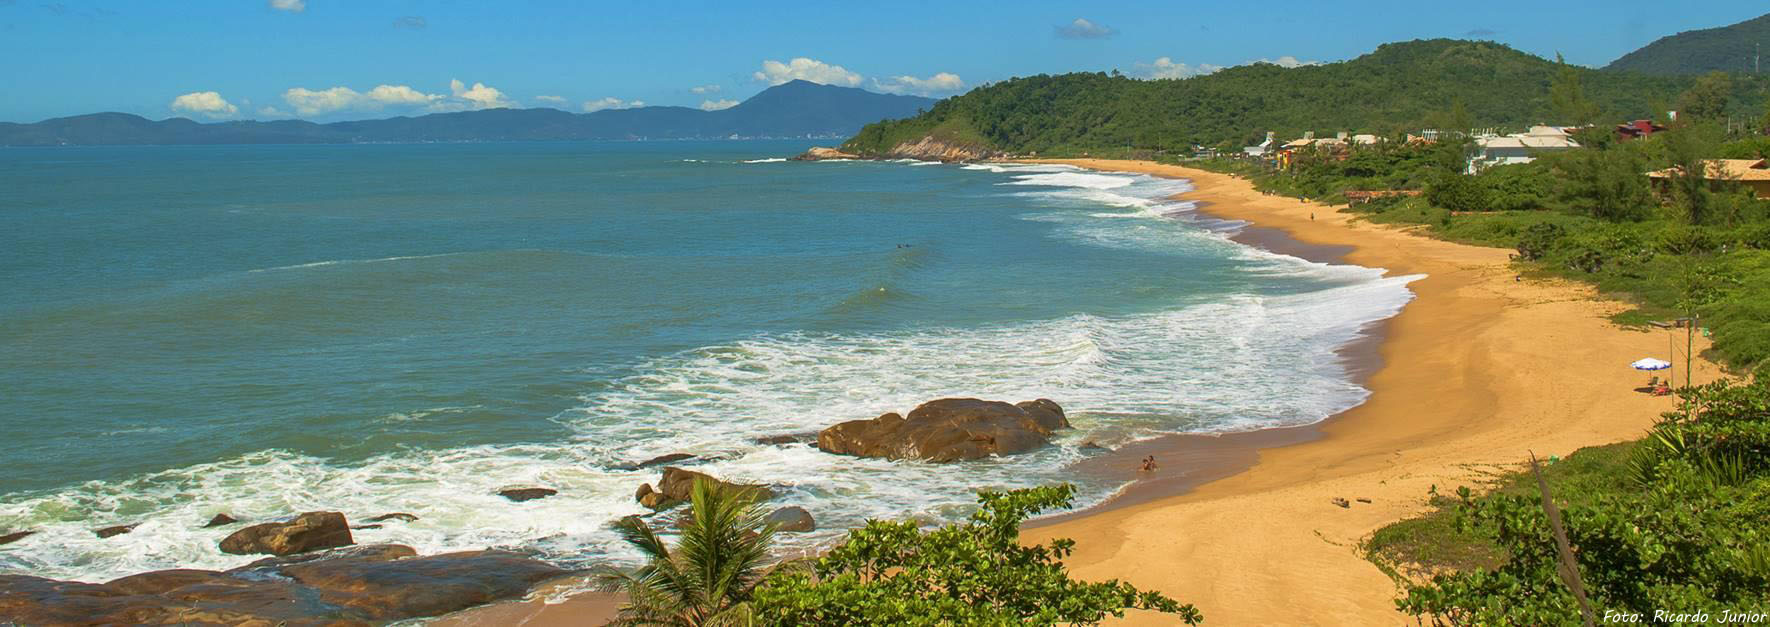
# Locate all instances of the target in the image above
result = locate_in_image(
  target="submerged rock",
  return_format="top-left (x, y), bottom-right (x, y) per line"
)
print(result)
top-left (614, 452), bottom-right (698, 471)
top-left (94, 524), bottom-right (138, 539)
top-left (203, 513), bottom-right (239, 528)
top-left (498, 487), bottom-right (558, 502)
top-left (753, 432), bottom-right (818, 446)
top-left (0, 530), bottom-right (36, 546)
top-left (817, 398), bottom-right (1071, 462)
top-left (765, 507), bottom-right (816, 533)
top-left (219, 511), bottom-right (353, 556)
top-left (365, 512), bottom-right (418, 523)
top-left (0, 543), bottom-right (568, 625)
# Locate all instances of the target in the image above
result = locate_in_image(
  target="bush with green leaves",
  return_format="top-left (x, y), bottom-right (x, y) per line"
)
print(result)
top-left (1392, 379), bottom-right (1770, 625)
top-left (750, 484), bottom-right (1201, 626)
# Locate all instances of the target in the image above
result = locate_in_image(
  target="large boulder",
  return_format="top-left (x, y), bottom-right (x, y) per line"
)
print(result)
top-left (817, 398), bottom-right (1070, 462)
top-left (765, 507), bottom-right (816, 533)
top-left (0, 544), bottom-right (568, 625)
top-left (219, 511), bottom-right (353, 556)
top-left (498, 487), bottom-right (558, 502)
top-left (636, 467), bottom-right (773, 510)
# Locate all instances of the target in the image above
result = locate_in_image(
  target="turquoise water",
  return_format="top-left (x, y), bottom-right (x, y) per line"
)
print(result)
top-left (0, 141), bottom-right (1416, 580)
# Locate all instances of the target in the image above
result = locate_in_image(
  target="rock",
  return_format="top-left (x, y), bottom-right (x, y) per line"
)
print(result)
top-left (0, 530), bottom-right (36, 545)
top-left (816, 398), bottom-right (1071, 462)
top-left (1331, 497), bottom-right (1351, 509)
top-left (219, 511), bottom-right (354, 556)
top-left (94, 524), bottom-right (138, 539)
top-left (1078, 439), bottom-right (1110, 451)
top-left (203, 513), bottom-right (239, 528)
top-left (351, 524), bottom-right (384, 530)
top-left (754, 432), bottom-right (818, 446)
top-left (0, 543), bottom-right (567, 625)
top-left (765, 507), bottom-right (815, 532)
top-left (637, 467), bottom-right (772, 510)
top-left (791, 146), bottom-right (860, 161)
top-left (498, 487), bottom-right (558, 502)
top-left (365, 512), bottom-right (418, 523)
top-left (883, 136), bottom-right (1001, 162)
top-left (614, 452), bottom-right (697, 471)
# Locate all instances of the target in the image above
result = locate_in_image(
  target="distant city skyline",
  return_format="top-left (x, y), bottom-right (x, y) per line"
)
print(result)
top-left (3, 0), bottom-right (1766, 123)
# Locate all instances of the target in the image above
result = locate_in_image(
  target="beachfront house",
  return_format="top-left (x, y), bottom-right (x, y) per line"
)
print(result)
top-left (1645, 159), bottom-right (1770, 198)
top-left (1243, 131), bottom-right (1276, 158)
top-left (1467, 126), bottom-right (1580, 173)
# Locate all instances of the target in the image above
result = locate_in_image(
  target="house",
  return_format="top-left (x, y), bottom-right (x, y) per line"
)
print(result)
top-left (1467, 126), bottom-right (1580, 173)
top-left (1242, 131), bottom-right (1275, 158)
top-left (1645, 159), bottom-right (1770, 198)
top-left (1616, 119), bottom-right (1666, 141)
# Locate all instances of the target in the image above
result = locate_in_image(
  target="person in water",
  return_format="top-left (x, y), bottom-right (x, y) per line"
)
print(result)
top-left (1140, 455), bottom-right (1158, 472)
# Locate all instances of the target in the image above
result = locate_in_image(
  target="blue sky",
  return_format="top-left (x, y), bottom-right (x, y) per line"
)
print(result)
top-left (3, 0), bottom-right (1766, 123)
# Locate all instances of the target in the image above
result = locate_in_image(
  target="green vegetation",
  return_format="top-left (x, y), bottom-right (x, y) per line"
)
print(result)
top-left (602, 481), bottom-right (1198, 626)
top-left (1605, 12), bottom-right (1770, 75)
top-left (599, 479), bottom-right (778, 626)
top-left (843, 39), bottom-right (1770, 157)
top-left (1369, 379), bottom-right (1770, 624)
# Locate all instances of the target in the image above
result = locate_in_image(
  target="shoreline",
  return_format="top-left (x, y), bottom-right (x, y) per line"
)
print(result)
top-left (1016, 159), bottom-right (1724, 624)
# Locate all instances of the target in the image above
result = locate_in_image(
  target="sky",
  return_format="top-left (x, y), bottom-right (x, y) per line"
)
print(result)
top-left (3, 0), bottom-right (1767, 123)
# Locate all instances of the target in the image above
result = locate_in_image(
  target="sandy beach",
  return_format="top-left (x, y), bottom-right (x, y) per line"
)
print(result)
top-left (1018, 159), bottom-right (1724, 625)
top-left (438, 158), bottom-right (1723, 625)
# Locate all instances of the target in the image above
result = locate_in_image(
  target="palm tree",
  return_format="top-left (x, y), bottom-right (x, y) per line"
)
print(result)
top-left (600, 478), bottom-right (777, 626)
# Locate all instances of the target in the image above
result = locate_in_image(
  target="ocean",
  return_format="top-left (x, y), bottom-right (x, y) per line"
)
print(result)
top-left (0, 140), bottom-right (1415, 581)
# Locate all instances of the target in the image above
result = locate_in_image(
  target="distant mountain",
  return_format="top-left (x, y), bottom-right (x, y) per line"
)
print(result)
top-left (0, 80), bottom-right (937, 146)
top-left (1605, 12), bottom-right (1770, 75)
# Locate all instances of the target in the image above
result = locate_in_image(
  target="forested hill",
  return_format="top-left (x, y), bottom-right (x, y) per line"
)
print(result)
top-left (843, 39), bottom-right (1760, 157)
top-left (1605, 12), bottom-right (1770, 75)
top-left (0, 80), bottom-right (935, 146)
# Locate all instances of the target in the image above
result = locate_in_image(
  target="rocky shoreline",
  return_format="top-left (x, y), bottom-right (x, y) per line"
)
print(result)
top-left (1, 397), bottom-right (1070, 624)
top-left (794, 136), bottom-right (1003, 163)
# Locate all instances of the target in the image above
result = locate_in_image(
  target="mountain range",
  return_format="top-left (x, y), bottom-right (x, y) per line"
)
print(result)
top-left (1605, 12), bottom-right (1770, 75)
top-left (0, 81), bottom-right (936, 146)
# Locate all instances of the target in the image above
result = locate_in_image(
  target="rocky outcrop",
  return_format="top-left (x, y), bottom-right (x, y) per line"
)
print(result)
top-left (203, 513), bottom-right (239, 528)
top-left (498, 487), bottom-right (558, 502)
top-left (766, 506), bottom-right (816, 532)
top-left (635, 467), bottom-right (773, 510)
top-left (817, 398), bottom-right (1070, 462)
top-left (94, 524), bottom-right (138, 539)
top-left (791, 146), bottom-right (860, 161)
top-left (0, 544), bottom-right (568, 625)
top-left (883, 136), bottom-right (1000, 162)
top-left (219, 511), bottom-right (353, 556)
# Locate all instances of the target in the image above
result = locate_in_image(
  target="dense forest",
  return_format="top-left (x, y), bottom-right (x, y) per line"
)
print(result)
top-left (1605, 12), bottom-right (1770, 75)
top-left (842, 39), bottom-right (1770, 157)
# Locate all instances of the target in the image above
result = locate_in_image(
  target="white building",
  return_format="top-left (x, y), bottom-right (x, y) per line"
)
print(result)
top-left (1467, 126), bottom-right (1579, 173)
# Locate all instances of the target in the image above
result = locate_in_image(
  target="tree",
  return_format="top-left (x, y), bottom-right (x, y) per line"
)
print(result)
top-left (600, 479), bottom-right (777, 627)
top-left (751, 484), bottom-right (1202, 625)
top-left (1661, 121), bottom-right (1726, 225)
top-left (1675, 71), bottom-right (1732, 120)
top-left (1550, 53), bottom-right (1601, 126)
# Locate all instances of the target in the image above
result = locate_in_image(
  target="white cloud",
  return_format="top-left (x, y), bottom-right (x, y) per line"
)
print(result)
top-left (752, 57), bottom-right (862, 86)
top-left (690, 84), bottom-right (721, 94)
top-left (583, 97), bottom-right (645, 112)
top-left (534, 95), bottom-right (567, 105)
top-left (268, 0), bottom-right (304, 13)
top-left (873, 72), bottom-right (965, 96)
top-left (1257, 55), bottom-right (1320, 68)
top-left (282, 86), bottom-right (364, 116)
top-left (1139, 57), bottom-right (1223, 80)
top-left (258, 106), bottom-right (290, 117)
top-left (450, 78), bottom-right (517, 109)
top-left (169, 91), bottom-right (239, 119)
top-left (367, 84), bottom-right (442, 106)
top-left (699, 99), bottom-right (739, 111)
top-left (1055, 18), bottom-right (1115, 39)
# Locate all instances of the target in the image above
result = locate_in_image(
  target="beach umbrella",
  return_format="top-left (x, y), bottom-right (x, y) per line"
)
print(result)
top-left (1631, 358), bottom-right (1672, 371)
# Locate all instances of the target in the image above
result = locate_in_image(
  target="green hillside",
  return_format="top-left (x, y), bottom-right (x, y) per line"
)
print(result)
top-left (1606, 12), bottom-right (1770, 75)
top-left (844, 39), bottom-right (1764, 156)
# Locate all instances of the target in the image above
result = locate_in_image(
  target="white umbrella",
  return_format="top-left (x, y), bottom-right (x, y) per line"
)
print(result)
top-left (1631, 358), bottom-right (1672, 371)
